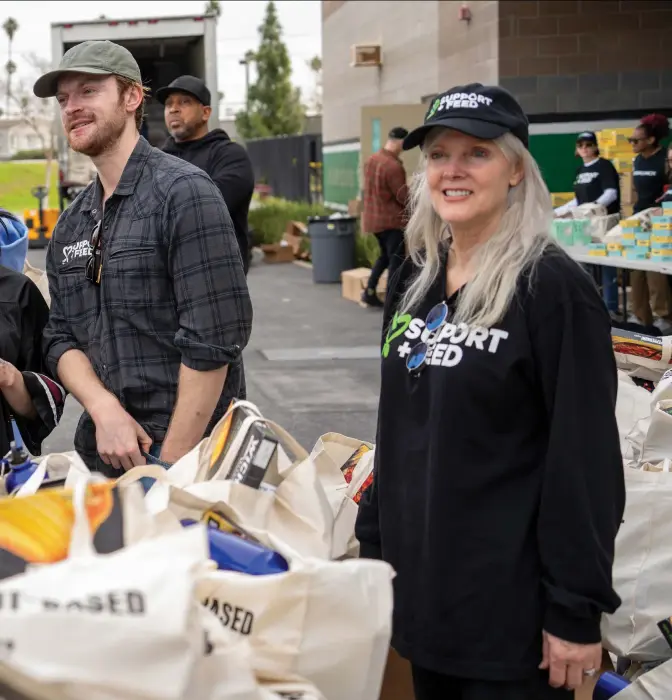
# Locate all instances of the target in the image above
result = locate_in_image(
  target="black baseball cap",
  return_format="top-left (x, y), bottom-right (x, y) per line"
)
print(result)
top-left (155, 76), bottom-right (211, 107)
top-left (403, 83), bottom-right (529, 150)
top-left (576, 131), bottom-right (597, 144)
top-left (33, 40), bottom-right (142, 98)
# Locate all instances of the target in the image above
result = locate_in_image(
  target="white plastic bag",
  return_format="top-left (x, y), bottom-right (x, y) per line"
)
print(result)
top-left (639, 399), bottom-right (672, 466)
top-left (616, 372), bottom-right (653, 464)
top-left (609, 658), bottom-right (672, 698)
top-left (601, 465), bottom-right (672, 661)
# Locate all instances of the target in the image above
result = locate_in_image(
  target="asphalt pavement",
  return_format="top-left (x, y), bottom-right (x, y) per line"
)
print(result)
top-left (26, 249), bottom-right (383, 456)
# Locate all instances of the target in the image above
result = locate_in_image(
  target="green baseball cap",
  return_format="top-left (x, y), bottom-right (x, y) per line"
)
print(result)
top-left (33, 40), bottom-right (142, 98)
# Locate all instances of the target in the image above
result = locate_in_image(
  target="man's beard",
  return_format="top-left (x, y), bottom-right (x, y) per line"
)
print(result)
top-left (67, 103), bottom-right (127, 157)
top-left (170, 121), bottom-right (199, 142)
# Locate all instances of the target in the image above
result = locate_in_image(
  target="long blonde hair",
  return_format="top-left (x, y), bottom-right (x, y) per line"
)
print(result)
top-left (399, 130), bottom-right (553, 329)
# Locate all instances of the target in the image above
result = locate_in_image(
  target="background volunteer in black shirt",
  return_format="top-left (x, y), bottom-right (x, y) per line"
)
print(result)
top-left (629, 113), bottom-right (672, 331)
top-left (355, 84), bottom-right (624, 700)
top-left (554, 131), bottom-right (620, 316)
top-left (158, 76), bottom-right (255, 275)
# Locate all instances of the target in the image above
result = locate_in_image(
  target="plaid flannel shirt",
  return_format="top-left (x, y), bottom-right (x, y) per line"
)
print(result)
top-left (361, 149), bottom-right (409, 234)
top-left (43, 137), bottom-right (253, 472)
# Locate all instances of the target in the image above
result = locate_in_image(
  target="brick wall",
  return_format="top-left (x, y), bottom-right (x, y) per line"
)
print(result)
top-left (499, 0), bottom-right (672, 115)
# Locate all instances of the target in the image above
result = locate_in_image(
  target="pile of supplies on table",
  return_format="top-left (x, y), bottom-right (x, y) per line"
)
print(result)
top-left (0, 400), bottom-right (392, 700)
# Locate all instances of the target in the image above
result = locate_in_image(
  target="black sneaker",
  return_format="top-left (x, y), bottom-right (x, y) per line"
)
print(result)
top-left (361, 288), bottom-right (384, 308)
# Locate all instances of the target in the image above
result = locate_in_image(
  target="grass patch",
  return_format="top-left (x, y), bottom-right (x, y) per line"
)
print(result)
top-left (249, 196), bottom-right (380, 268)
top-left (0, 161), bottom-right (59, 214)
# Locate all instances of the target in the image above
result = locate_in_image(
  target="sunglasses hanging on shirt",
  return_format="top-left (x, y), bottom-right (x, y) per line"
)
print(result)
top-left (406, 301), bottom-right (454, 375)
top-left (85, 219), bottom-right (102, 285)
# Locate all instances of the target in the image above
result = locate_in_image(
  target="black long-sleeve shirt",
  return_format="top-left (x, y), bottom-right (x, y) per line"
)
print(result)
top-left (355, 245), bottom-right (625, 681)
top-left (0, 265), bottom-right (65, 457)
top-left (42, 137), bottom-right (253, 475)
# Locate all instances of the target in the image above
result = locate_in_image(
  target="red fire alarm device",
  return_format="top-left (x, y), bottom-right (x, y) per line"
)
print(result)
top-left (459, 3), bottom-right (472, 22)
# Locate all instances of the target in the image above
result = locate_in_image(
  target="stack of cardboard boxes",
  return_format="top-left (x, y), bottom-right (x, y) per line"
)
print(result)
top-left (596, 128), bottom-right (635, 217)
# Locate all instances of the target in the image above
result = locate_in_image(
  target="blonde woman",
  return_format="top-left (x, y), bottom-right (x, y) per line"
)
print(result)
top-left (355, 84), bottom-right (625, 700)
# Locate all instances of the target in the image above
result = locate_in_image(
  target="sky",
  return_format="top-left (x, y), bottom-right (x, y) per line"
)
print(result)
top-left (0, 0), bottom-right (321, 116)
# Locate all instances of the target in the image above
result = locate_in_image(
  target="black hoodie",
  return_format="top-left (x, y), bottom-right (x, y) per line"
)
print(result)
top-left (163, 129), bottom-right (254, 273)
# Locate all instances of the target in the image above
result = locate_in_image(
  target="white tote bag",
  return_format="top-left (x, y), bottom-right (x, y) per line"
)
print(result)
top-left (308, 433), bottom-right (375, 559)
top-left (601, 465), bottom-right (672, 661)
top-left (0, 478), bottom-right (217, 699)
top-left (152, 400), bottom-right (301, 490)
top-left (196, 556), bottom-right (394, 700)
top-left (127, 448), bottom-right (335, 561)
top-left (609, 659), bottom-right (672, 699)
top-left (14, 452), bottom-right (98, 497)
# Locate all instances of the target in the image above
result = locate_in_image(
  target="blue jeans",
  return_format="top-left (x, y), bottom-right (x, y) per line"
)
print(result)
top-left (140, 444), bottom-right (172, 492)
top-left (602, 266), bottom-right (619, 313)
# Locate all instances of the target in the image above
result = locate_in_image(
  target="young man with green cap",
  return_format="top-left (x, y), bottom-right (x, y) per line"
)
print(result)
top-left (35, 40), bottom-right (253, 476)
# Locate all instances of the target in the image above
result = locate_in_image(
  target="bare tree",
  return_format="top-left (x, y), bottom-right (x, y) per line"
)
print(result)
top-left (3, 17), bottom-right (18, 116)
top-left (0, 67), bottom-right (57, 207)
top-left (306, 55), bottom-right (322, 115)
top-left (204, 0), bottom-right (221, 18)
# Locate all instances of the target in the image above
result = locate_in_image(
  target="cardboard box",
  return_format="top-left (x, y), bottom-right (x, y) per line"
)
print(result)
top-left (341, 267), bottom-right (387, 303)
top-left (551, 192), bottom-right (574, 208)
top-left (283, 220), bottom-right (307, 258)
top-left (261, 242), bottom-right (294, 264)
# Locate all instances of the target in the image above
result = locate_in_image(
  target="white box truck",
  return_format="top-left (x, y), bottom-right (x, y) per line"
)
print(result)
top-left (49, 13), bottom-right (219, 209)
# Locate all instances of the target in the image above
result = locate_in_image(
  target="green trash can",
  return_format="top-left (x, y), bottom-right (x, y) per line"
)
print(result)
top-left (308, 215), bottom-right (357, 284)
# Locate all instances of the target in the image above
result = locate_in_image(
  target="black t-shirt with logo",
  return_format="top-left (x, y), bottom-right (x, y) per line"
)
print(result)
top-left (355, 246), bottom-right (625, 681)
top-left (633, 149), bottom-right (667, 213)
top-left (573, 158), bottom-right (621, 215)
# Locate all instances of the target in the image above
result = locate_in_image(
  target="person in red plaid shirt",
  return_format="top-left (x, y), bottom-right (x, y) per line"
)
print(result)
top-left (361, 127), bottom-right (410, 307)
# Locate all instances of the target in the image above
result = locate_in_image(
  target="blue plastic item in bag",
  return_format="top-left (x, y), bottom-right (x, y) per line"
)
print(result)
top-left (593, 672), bottom-right (630, 699)
top-left (0, 209), bottom-right (29, 273)
top-left (2, 421), bottom-right (38, 495)
top-left (181, 518), bottom-right (289, 576)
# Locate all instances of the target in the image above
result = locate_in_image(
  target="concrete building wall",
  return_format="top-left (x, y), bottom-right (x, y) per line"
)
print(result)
top-left (437, 1), bottom-right (499, 90)
top-left (321, 0), bottom-right (440, 144)
top-left (498, 0), bottom-right (672, 114)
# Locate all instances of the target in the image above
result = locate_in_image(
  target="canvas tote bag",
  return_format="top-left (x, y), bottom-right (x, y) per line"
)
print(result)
top-left (195, 556), bottom-right (394, 700)
top-left (308, 433), bottom-right (375, 559)
top-left (0, 478), bottom-right (219, 699)
top-left (13, 452), bottom-right (97, 497)
top-left (125, 440), bottom-right (336, 561)
top-left (601, 464), bottom-right (672, 661)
